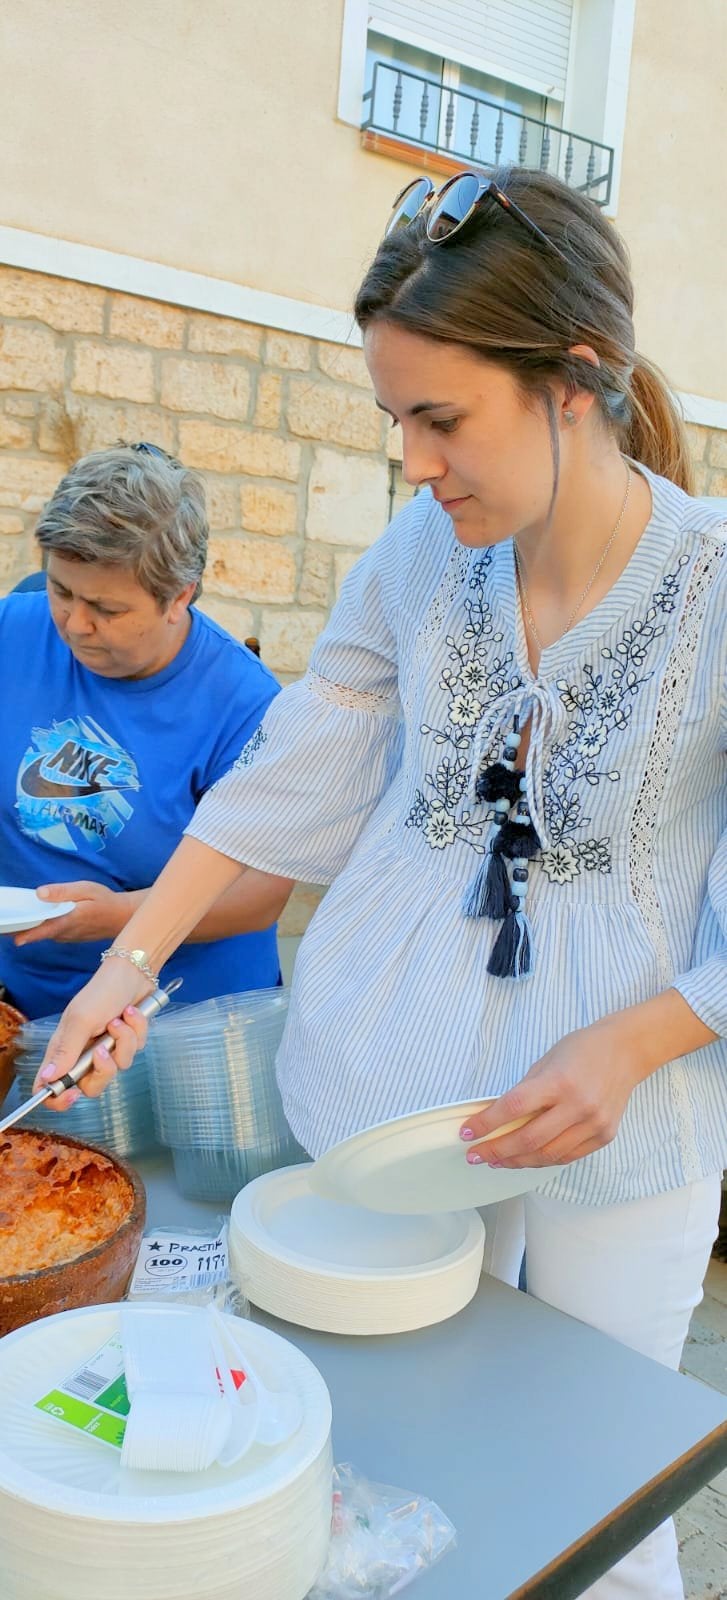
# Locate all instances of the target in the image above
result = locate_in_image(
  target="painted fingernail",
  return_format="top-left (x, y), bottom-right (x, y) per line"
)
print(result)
top-left (124, 1005), bottom-right (139, 1018)
top-left (67, 1089), bottom-right (81, 1106)
top-left (466, 1151), bottom-right (484, 1165)
top-left (40, 1063), bottom-right (57, 1083)
top-left (97, 1045), bottom-right (111, 1061)
top-left (459, 1126), bottom-right (475, 1141)
top-left (488, 1157), bottom-right (503, 1168)
top-left (110, 1018), bottom-right (123, 1029)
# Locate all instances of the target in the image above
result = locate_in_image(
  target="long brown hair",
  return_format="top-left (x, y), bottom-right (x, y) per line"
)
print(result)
top-left (354, 167), bottom-right (693, 492)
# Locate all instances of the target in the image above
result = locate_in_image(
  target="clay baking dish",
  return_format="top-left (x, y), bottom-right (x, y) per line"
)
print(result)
top-left (0, 1130), bottom-right (146, 1337)
top-left (0, 1001), bottom-right (26, 1106)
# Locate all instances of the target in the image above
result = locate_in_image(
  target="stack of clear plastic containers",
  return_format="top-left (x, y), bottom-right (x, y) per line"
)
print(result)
top-left (144, 987), bottom-right (306, 1202)
top-left (13, 1015), bottom-right (160, 1160)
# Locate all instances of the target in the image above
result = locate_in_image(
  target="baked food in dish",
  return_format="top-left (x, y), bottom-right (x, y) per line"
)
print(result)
top-left (0, 1130), bottom-right (134, 1277)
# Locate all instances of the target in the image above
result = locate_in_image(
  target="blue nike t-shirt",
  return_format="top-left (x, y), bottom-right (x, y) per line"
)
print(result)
top-left (0, 592), bottom-right (281, 1018)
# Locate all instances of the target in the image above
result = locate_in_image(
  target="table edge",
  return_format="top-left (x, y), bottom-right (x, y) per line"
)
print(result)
top-left (507, 1418), bottom-right (727, 1600)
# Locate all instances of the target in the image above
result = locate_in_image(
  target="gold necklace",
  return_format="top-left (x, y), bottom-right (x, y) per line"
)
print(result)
top-left (514, 467), bottom-right (632, 652)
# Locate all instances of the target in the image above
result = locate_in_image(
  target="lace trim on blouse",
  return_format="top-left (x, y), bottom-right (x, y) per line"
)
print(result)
top-left (306, 669), bottom-right (399, 717)
top-left (629, 530), bottom-right (727, 1176)
top-left (402, 542), bottom-right (471, 719)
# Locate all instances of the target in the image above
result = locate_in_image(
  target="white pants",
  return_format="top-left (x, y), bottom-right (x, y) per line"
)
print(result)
top-left (480, 1176), bottom-right (721, 1599)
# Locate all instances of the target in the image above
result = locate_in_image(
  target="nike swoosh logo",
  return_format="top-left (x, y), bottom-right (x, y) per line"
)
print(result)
top-left (18, 757), bottom-right (129, 801)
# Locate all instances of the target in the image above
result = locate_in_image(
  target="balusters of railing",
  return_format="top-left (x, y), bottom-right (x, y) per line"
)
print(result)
top-left (419, 81), bottom-right (429, 143)
top-left (444, 91), bottom-right (455, 149)
top-left (519, 118), bottom-right (528, 164)
top-left (540, 125), bottom-right (551, 170)
top-left (494, 109), bottom-right (504, 164)
top-left (392, 72), bottom-right (402, 134)
top-left (367, 62), bottom-right (613, 206)
top-left (470, 100), bottom-right (480, 160)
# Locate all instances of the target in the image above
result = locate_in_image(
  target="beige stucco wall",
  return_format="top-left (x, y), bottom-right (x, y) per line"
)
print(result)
top-left (615, 0), bottom-right (727, 399)
top-left (0, 0), bottom-right (724, 400)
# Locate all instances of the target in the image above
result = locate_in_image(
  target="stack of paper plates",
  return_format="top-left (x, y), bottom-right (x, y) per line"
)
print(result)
top-left (0, 1304), bottom-right (332, 1600)
top-left (229, 1165), bottom-right (485, 1336)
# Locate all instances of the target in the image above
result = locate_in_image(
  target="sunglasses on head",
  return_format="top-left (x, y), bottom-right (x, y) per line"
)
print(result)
top-left (129, 440), bottom-right (183, 468)
top-left (130, 441), bottom-right (173, 461)
top-left (383, 170), bottom-right (568, 265)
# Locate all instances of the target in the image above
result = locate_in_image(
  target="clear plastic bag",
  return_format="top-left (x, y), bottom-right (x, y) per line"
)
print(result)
top-left (126, 1220), bottom-right (249, 1317)
top-left (308, 1463), bottom-right (457, 1598)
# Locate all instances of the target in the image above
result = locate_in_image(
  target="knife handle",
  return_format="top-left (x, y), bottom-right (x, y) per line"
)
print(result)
top-left (46, 980), bottom-right (181, 1096)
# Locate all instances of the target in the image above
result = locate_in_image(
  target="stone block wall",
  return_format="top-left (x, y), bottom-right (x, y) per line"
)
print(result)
top-left (685, 423), bottom-right (727, 498)
top-left (1, 264), bottom-right (725, 941)
top-left (0, 265), bottom-right (392, 679)
top-left (1, 263), bottom-right (726, 688)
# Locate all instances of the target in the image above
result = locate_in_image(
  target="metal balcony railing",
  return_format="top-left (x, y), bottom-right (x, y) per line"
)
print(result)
top-left (363, 61), bottom-right (614, 206)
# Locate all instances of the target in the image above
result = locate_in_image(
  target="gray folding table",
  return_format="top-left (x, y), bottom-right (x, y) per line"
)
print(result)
top-left (139, 1155), bottom-right (727, 1598)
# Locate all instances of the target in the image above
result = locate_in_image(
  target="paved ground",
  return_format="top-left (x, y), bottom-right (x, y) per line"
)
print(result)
top-left (678, 1255), bottom-right (727, 1598)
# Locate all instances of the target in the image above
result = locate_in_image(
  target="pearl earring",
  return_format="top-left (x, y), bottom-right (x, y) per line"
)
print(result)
top-left (564, 409), bottom-right (576, 425)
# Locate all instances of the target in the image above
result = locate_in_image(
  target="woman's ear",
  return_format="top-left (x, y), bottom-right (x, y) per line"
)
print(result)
top-left (561, 344), bottom-right (602, 428)
top-left (569, 343), bottom-right (601, 370)
top-left (166, 581), bottom-right (197, 622)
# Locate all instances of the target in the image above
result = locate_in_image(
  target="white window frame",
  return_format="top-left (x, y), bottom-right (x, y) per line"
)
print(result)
top-left (339, 0), bottom-right (637, 215)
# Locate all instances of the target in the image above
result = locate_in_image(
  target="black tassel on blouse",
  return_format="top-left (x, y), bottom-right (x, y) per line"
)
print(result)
top-left (463, 719), bottom-right (538, 980)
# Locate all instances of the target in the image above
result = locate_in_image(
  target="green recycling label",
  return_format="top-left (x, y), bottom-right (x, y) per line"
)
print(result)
top-left (35, 1335), bottom-right (130, 1451)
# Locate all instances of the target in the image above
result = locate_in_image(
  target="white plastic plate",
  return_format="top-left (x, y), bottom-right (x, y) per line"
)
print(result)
top-left (231, 1164), bottom-right (483, 1278)
top-left (310, 1099), bottom-right (564, 1214)
top-left (0, 887), bottom-right (74, 934)
top-left (0, 1303), bottom-right (331, 1520)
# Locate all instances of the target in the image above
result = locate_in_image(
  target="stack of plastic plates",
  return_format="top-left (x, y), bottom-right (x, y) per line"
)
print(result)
top-left (14, 1025), bottom-right (159, 1160)
top-left (145, 990), bottom-right (305, 1203)
top-left (229, 1165), bottom-right (485, 1336)
top-left (0, 1303), bottom-right (332, 1600)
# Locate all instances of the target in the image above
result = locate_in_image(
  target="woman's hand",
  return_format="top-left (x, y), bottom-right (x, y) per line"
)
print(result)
top-left (459, 1016), bottom-right (648, 1169)
top-left (32, 965), bottom-right (151, 1110)
top-left (14, 882), bottom-right (142, 947)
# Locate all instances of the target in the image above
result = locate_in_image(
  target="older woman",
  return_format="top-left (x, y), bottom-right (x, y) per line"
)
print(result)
top-left (0, 441), bottom-right (292, 1018)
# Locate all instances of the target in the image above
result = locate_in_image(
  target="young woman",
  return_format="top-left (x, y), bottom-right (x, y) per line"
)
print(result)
top-left (37, 169), bottom-right (726, 1598)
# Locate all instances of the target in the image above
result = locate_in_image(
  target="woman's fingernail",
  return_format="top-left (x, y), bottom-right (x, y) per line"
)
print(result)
top-left (124, 1005), bottom-right (139, 1018)
top-left (67, 1089), bottom-right (81, 1106)
top-left (36, 886), bottom-right (50, 900)
top-left (488, 1157), bottom-right (504, 1168)
top-left (110, 1018), bottom-right (123, 1029)
top-left (459, 1126), bottom-right (475, 1141)
top-left (97, 1045), bottom-right (111, 1061)
top-left (466, 1151), bottom-right (484, 1165)
top-left (40, 1064), bottom-right (57, 1083)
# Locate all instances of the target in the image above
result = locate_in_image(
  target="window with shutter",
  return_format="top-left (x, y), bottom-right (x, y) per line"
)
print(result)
top-left (364, 30), bottom-right (549, 160)
top-left (342, 0), bottom-right (630, 211)
top-left (368, 1), bottom-right (574, 101)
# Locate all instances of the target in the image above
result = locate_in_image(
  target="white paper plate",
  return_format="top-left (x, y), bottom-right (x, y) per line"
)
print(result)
top-left (310, 1099), bottom-right (564, 1214)
top-left (232, 1164), bottom-right (481, 1277)
top-left (0, 887), bottom-right (74, 934)
top-left (229, 1166), bottom-right (485, 1335)
top-left (0, 1304), bottom-right (331, 1520)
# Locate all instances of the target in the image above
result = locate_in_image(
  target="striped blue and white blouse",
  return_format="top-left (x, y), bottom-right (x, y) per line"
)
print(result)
top-left (189, 465), bottom-right (727, 1206)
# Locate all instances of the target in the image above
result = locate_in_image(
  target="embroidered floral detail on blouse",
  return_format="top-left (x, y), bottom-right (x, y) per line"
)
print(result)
top-left (540, 555), bottom-right (690, 884)
top-left (406, 552), bottom-right (522, 853)
top-left (234, 724), bottom-right (267, 770)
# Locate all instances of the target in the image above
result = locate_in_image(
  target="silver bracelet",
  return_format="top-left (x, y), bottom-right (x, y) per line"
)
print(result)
top-left (100, 947), bottom-right (159, 987)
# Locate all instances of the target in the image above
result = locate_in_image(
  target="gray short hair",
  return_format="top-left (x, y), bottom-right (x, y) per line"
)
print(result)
top-left (35, 443), bottom-right (209, 605)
